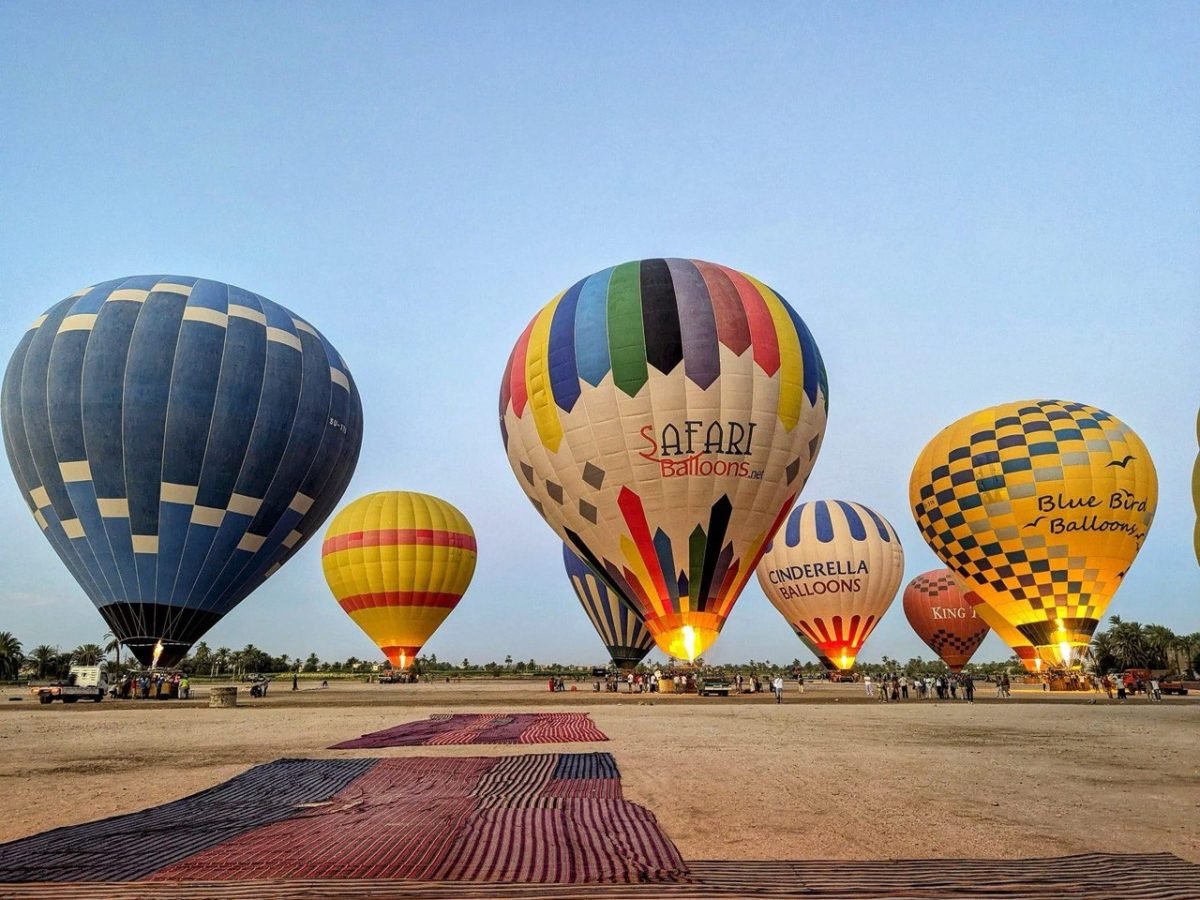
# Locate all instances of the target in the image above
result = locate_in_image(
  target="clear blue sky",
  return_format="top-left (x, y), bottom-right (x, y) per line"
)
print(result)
top-left (1, 3), bottom-right (1196, 666)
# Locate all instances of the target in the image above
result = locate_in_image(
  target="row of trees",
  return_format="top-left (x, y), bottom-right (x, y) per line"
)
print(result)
top-left (1090, 618), bottom-right (1200, 676)
top-left (2, 619), bottom-right (1198, 682)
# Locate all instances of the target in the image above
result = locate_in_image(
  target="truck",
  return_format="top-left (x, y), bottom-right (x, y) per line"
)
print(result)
top-left (697, 676), bottom-right (731, 697)
top-left (31, 665), bottom-right (107, 704)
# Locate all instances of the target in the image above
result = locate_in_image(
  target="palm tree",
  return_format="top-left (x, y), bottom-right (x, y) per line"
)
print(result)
top-left (1108, 619), bottom-right (1151, 670)
top-left (1142, 624), bottom-right (1176, 670)
top-left (102, 631), bottom-right (124, 668)
top-left (0, 632), bottom-right (23, 680)
top-left (213, 647), bottom-right (230, 677)
top-left (30, 644), bottom-right (59, 679)
top-left (71, 643), bottom-right (104, 666)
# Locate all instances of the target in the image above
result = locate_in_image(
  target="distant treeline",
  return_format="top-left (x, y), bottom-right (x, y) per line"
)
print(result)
top-left (2, 617), bottom-right (1197, 682)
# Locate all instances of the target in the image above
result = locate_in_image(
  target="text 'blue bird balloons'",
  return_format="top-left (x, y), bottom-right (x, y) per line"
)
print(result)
top-left (1, 276), bottom-right (364, 666)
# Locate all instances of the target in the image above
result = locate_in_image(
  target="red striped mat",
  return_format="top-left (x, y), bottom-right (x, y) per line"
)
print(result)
top-left (330, 712), bottom-right (608, 748)
top-left (3, 854), bottom-right (1197, 899)
top-left (135, 753), bottom-right (679, 883)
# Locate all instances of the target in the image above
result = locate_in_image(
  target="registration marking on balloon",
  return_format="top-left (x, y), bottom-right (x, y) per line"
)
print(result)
top-left (501, 259), bottom-right (829, 661)
top-left (910, 400), bottom-right (1157, 668)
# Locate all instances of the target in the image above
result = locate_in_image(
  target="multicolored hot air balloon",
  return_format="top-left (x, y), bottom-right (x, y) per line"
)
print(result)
top-left (0, 276), bottom-right (362, 667)
top-left (910, 400), bottom-right (1157, 669)
top-left (501, 259), bottom-right (829, 662)
top-left (563, 544), bottom-right (655, 671)
top-left (322, 492), bottom-right (476, 670)
top-left (756, 500), bottom-right (904, 671)
top-left (902, 569), bottom-right (989, 672)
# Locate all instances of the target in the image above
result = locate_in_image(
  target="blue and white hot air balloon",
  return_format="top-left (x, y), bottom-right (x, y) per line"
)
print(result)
top-left (1, 276), bottom-right (363, 666)
top-left (755, 500), bottom-right (904, 671)
top-left (563, 543), bottom-right (655, 671)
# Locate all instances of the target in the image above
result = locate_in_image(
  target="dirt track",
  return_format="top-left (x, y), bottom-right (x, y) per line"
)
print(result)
top-left (1, 679), bottom-right (1197, 862)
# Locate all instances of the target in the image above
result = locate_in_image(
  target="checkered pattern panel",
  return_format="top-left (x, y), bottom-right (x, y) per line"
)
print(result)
top-left (927, 626), bottom-right (989, 658)
top-left (911, 400), bottom-right (1130, 635)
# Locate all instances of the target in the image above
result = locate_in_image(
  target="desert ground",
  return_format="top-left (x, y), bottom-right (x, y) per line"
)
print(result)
top-left (1, 679), bottom-right (1197, 864)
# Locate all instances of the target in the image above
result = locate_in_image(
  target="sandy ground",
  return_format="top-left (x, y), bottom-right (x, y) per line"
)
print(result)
top-left (1, 679), bottom-right (1197, 863)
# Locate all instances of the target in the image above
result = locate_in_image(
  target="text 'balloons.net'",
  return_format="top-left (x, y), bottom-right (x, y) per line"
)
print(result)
top-left (901, 569), bottom-right (989, 673)
top-left (0, 276), bottom-right (363, 667)
top-left (322, 491), bottom-right (476, 670)
top-left (756, 499), bottom-right (904, 671)
top-left (563, 543), bottom-right (655, 672)
top-left (500, 259), bottom-right (829, 662)
top-left (910, 399), bottom-right (1157, 669)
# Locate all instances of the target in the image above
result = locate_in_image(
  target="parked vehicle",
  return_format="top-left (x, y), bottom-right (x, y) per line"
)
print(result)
top-left (31, 665), bottom-right (107, 704)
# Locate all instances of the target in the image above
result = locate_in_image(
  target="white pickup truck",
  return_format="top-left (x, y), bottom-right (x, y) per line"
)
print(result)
top-left (31, 665), bottom-right (107, 704)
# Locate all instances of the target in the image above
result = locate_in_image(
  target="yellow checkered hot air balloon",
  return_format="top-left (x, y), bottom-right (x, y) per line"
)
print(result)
top-left (910, 400), bottom-right (1157, 669)
top-left (322, 492), bottom-right (476, 670)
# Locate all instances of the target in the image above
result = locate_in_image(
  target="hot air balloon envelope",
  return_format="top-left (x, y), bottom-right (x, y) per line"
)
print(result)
top-left (501, 259), bottom-right (829, 662)
top-left (910, 400), bottom-right (1157, 669)
top-left (902, 569), bottom-right (989, 672)
top-left (1, 276), bottom-right (363, 666)
top-left (563, 544), bottom-right (655, 671)
top-left (322, 492), bottom-right (476, 670)
top-left (756, 499), bottom-right (904, 671)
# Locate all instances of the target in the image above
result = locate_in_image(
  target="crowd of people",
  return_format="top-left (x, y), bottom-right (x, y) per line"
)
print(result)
top-left (110, 671), bottom-right (190, 700)
top-left (862, 672), bottom-right (985, 702)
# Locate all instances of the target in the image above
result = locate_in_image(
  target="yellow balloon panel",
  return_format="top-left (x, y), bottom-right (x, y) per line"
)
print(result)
top-left (953, 576), bottom-right (1042, 673)
top-left (911, 400), bottom-right (1157, 667)
top-left (322, 492), bottom-right (476, 669)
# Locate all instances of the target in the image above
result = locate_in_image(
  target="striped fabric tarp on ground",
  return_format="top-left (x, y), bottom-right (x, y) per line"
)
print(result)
top-left (0, 759), bottom-right (375, 883)
top-left (3, 854), bottom-right (1198, 899)
top-left (329, 712), bottom-right (608, 748)
top-left (0, 754), bottom-right (685, 886)
top-left (146, 753), bottom-right (682, 884)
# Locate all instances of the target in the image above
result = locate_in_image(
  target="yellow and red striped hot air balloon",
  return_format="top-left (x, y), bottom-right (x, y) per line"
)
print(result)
top-left (322, 492), bottom-right (476, 670)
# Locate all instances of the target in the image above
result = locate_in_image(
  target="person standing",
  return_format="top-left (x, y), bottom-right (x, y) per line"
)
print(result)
top-left (797, 673), bottom-right (805, 694)
top-left (864, 674), bottom-right (873, 697)
top-left (900, 675), bottom-right (909, 700)
top-left (773, 675), bottom-right (783, 703)
top-left (964, 676), bottom-right (974, 703)
top-left (292, 671), bottom-right (299, 691)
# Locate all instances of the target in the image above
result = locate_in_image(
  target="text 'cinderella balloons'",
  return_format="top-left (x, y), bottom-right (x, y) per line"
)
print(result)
top-left (322, 492), bottom-right (476, 670)
top-left (756, 500), bottom-right (904, 671)
top-left (910, 400), bottom-right (1157, 669)
top-left (902, 570), bottom-right (989, 672)
top-left (501, 259), bottom-right (829, 661)
top-left (0, 277), bottom-right (363, 666)
top-left (563, 543), bottom-right (655, 671)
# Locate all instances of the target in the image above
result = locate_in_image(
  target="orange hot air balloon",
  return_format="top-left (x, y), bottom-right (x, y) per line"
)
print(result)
top-left (902, 569), bottom-right (989, 672)
top-left (322, 492), bottom-right (476, 670)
